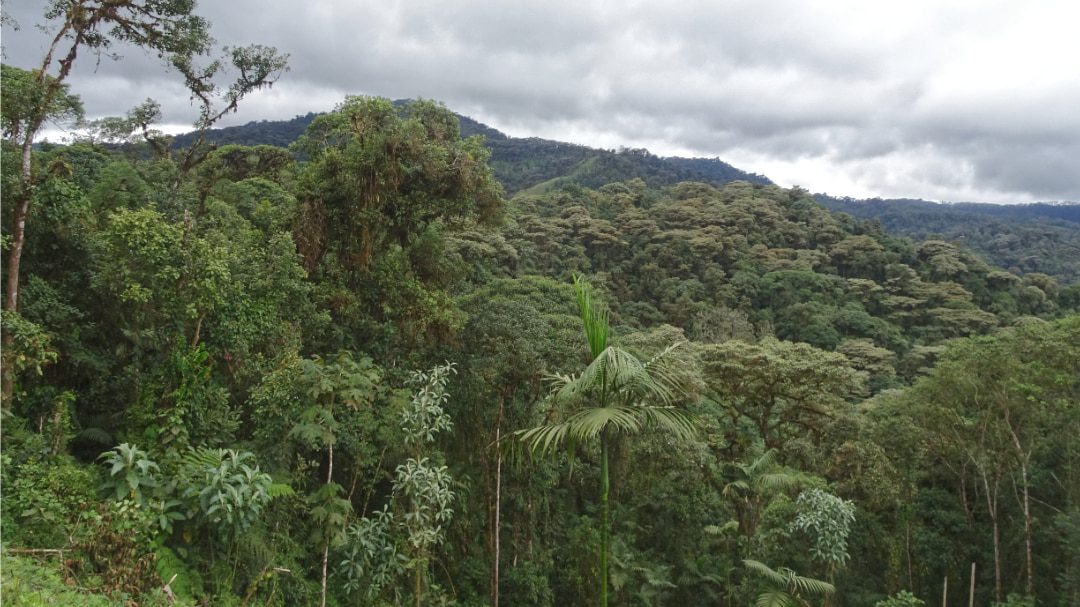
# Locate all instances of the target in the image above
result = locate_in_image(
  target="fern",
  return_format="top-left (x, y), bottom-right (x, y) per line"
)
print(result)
top-left (75, 427), bottom-right (114, 447)
top-left (267, 483), bottom-right (295, 499)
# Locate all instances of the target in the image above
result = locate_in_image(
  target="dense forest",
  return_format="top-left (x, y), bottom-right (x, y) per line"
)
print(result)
top-left (3, 4), bottom-right (1080, 607)
top-left (816, 196), bottom-right (1080, 286)
top-left (174, 108), bottom-right (1080, 289)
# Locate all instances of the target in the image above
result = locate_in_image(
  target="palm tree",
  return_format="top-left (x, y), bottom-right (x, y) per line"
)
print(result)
top-left (722, 448), bottom-right (809, 552)
top-left (743, 559), bottom-right (834, 607)
top-left (516, 275), bottom-right (696, 607)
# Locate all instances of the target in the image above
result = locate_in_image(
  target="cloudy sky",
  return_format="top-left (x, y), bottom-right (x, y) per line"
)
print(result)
top-left (4, 0), bottom-right (1079, 202)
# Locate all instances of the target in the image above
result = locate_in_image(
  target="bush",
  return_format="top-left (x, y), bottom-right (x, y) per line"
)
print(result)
top-left (4, 453), bottom-right (98, 547)
top-left (1, 554), bottom-right (114, 607)
top-left (876, 590), bottom-right (926, 607)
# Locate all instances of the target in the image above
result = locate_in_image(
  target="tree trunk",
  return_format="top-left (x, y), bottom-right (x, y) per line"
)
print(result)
top-left (321, 441), bottom-right (334, 607)
top-left (1006, 419), bottom-right (1034, 597)
top-left (600, 428), bottom-right (610, 607)
top-left (415, 563), bottom-right (423, 607)
top-left (981, 471), bottom-right (1002, 604)
top-left (492, 395), bottom-right (504, 607)
top-left (1, 143), bottom-right (34, 406)
top-left (1018, 459), bottom-right (1033, 597)
top-left (2, 13), bottom-right (84, 407)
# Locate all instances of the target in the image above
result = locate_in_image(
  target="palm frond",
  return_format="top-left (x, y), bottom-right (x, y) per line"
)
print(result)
top-left (75, 427), bottom-right (114, 446)
top-left (747, 448), bottom-right (779, 477)
top-left (756, 472), bottom-right (801, 493)
top-left (515, 421), bottom-right (575, 457)
top-left (568, 346), bottom-right (679, 406)
top-left (268, 483), bottom-right (295, 499)
top-left (756, 590), bottom-right (796, 607)
top-left (743, 560), bottom-right (789, 588)
top-left (564, 406), bottom-right (644, 440)
top-left (791, 574), bottom-right (835, 596)
top-left (722, 479), bottom-right (750, 498)
top-left (574, 274), bottom-right (609, 359)
top-left (637, 406), bottom-right (697, 440)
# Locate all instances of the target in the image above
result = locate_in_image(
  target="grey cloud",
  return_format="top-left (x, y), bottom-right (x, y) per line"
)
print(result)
top-left (3, 0), bottom-right (1078, 201)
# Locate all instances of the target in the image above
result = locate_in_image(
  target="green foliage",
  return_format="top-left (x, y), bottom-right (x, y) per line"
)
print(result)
top-left (0, 311), bottom-right (58, 377)
top-left (875, 590), bottom-right (925, 607)
top-left (790, 489), bottom-right (856, 567)
top-left (4, 451), bottom-right (97, 547)
top-left (1, 554), bottom-right (118, 607)
top-left (394, 457), bottom-right (456, 551)
top-left (293, 96), bottom-right (503, 354)
top-left (180, 448), bottom-right (273, 536)
top-left (402, 362), bottom-right (456, 446)
top-left (337, 507), bottom-right (407, 601)
top-left (6, 57), bottom-right (1080, 606)
top-left (0, 64), bottom-right (83, 143)
top-left (743, 559), bottom-right (835, 607)
top-left (995, 595), bottom-right (1036, 607)
top-left (99, 443), bottom-right (161, 504)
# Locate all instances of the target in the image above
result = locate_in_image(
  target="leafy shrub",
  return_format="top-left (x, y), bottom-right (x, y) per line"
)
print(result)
top-left (72, 500), bottom-right (161, 598)
top-left (180, 448), bottom-right (273, 537)
top-left (99, 443), bottom-right (161, 503)
top-left (1, 554), bottom-right (116, 607)
top-left (876, 590), bottom-right (926, 607)
top-left (5, 453), bottom-right (97, 547)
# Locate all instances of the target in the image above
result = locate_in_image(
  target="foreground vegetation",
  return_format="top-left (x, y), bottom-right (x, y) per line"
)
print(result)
top-left (3, 3), bottom-right (1079, 605)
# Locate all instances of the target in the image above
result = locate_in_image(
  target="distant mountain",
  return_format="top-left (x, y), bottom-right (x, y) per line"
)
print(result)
top-left (171, 107), bottom-right (771, 194)
top-left (817, 195), bottom-right (1080, 284)
top-left (171, 113), bottom-right (319, 150)
top-left (169, 107), bottom-right (1079, 286)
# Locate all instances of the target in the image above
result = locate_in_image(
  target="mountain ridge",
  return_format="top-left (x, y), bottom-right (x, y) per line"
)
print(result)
top-left (170, 106), bottom-right (772, 194)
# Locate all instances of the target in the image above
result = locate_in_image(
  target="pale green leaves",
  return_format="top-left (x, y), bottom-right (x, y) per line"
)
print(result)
top-left (402, 362), bottom-right (456, 446)
top-left (790, 488), bottom-right (856, 566)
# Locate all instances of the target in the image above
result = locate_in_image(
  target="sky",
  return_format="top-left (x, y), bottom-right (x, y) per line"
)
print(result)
top-left (3, 0), bottom-right (1079, 203)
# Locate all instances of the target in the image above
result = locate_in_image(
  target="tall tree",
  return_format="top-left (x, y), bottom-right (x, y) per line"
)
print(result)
top-left (1, 0), bottom-right (286, 404)
top-left (516, 275), bottom-right (696, 607)
top-left (292, 97), bottom-right (503, 355)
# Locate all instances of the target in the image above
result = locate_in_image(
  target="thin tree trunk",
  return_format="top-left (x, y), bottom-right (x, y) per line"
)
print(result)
top-left (981, 471), bottom-right (1002, 604)
top-left (321, 441), bottom-right (333, 607)
top-left (415, 564), bottom-right (422, 607)
top-left (1018, 460), bottom-right (1033, 597)
top-left (1006, 419), bottom-right (1034, 597)
top-left (968, 562), bottom-right (975, 607)
top-left (492, 394), bottom-right (504, 607)
top-left (600, 428), bottom-right (609, 607)
top-left (906, 516), bottom-right (914, 591)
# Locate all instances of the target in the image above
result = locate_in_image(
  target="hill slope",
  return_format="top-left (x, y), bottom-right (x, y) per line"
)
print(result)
top-left (817, 195), bottom-right (1080, 284)
top-left (172, 109), bottom-right (771, 194)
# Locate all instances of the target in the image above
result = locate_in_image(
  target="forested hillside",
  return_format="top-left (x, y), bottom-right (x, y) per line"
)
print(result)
top-left (172, 106), bottom-right (771, 194)
top-left (817, 196), bottom-right (1080, 285)
top-left (173, 112), bottom-right (1080, 285)
top-left (3, 19), bottom-right (1080, 606)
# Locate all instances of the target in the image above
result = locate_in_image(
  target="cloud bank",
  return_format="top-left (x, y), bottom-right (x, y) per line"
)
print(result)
top-left (4, 0), bottom-right (1078, 202)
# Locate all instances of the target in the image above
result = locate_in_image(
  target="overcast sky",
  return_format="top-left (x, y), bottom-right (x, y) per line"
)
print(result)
top-left (4, 0), bottom-right (1079, 202)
